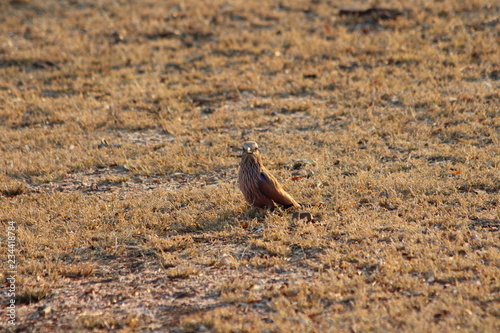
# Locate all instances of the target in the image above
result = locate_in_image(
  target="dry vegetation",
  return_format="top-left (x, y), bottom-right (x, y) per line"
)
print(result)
top-left (0, 0), bottom-right (499, 331)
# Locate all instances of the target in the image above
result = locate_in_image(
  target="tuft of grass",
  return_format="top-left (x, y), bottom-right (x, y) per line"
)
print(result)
top-left (1, 181), bottom-right (27, 197)
top-left (16, 288), bottom-right (51, 305)
top-left (76, 312), bottom-right (122, 330)
top-left (59, 263), bottom-right (96, 279)
top-left (166, 265), bottom-right (200, 280)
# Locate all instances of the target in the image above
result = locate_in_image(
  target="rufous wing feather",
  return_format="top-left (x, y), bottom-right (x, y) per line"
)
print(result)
top-left (258, 171), bottom-right (298, 208)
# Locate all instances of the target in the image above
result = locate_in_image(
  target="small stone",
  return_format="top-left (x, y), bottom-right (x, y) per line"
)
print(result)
top-left (292, 212), bottom-right (314, 222)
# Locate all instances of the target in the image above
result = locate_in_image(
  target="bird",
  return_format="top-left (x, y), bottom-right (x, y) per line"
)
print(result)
top-left (238, 141), bottom-right (300, 210)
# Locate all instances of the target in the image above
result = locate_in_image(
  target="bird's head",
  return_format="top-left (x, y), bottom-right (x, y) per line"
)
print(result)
top-left (242, 141), bottom-right (259, 155)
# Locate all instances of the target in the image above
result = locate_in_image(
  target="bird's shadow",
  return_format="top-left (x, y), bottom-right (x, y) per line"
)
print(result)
top-left (170, 205), bottom-right (297, 235)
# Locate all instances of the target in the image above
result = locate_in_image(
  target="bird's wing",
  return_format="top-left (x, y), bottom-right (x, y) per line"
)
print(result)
top-left (258, 171), bottom-right (298, 207)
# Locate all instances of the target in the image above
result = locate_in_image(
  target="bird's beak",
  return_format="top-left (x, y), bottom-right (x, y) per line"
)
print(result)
top-left (245, 147), bottom-right (253, 154)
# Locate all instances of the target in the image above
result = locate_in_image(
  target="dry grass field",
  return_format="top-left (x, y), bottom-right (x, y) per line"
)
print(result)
top-left (1, 0), bottom-right (499, 331)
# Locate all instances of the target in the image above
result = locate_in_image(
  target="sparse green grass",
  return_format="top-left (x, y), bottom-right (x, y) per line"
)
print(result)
top-left (1, 0), bottom-right (499, 331)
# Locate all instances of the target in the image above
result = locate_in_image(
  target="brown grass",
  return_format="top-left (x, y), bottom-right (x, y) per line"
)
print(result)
top-left (1, 0), bottom-right (499, 331)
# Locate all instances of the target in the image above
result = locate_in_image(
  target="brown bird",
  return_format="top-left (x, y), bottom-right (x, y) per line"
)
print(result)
top-left (238, 141), bottom-right (300, 210)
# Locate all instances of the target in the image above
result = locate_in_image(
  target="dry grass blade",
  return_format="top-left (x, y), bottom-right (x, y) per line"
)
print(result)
top-left (0, 0), bottom-right (499, 332)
